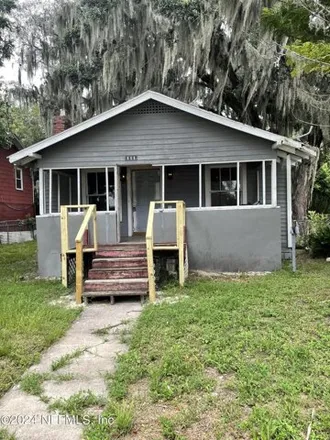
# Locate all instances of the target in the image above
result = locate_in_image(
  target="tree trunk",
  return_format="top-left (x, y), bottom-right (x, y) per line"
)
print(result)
top-left (292, 152), bottom-right (319, 223)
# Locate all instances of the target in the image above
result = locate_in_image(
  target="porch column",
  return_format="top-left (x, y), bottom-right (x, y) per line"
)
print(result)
top-left (39, 168), bottom-right (44, 215)
top-left (286, 154), bottom-right (293, 248)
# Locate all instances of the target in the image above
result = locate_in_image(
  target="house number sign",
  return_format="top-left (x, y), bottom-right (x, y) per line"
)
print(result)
top-left (125, 155), bottom-right (138, 161)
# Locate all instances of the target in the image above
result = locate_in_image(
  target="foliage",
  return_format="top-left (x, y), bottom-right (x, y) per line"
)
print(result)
top-left (0, 242), bottom-right (81, 397)
top-left (0, 95), bottom-right (45, 147)
top-left (0, 0), bottom-right (16, 66)
top-left (48, 391), bottom-right (106, 419)
top-left (9, 105), bottom-right (45, 147)
top-left (263, 0), bottom-right (330, 74)
top-left (307, 211), bottom-right (330, 257)
top-left (85, 260), bottom-right (330, 438)
top-left (311, 162), bottom-right (330, 213)
top-left (51, 348), bottom-right (85, 371)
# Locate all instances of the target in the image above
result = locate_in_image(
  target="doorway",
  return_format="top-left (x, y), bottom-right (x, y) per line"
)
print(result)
top-left (131, 169), bottom-right (161, 233)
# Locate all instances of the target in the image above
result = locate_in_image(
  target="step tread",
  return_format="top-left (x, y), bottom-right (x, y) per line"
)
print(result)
top-left (90, 267), bottom-right (147, 272)
top-left (85, 278), bottom-right (148, 284)
top-left (92, 257), bottom-right (146, 262)
top-left (83, 291), bottom-right (147, 297)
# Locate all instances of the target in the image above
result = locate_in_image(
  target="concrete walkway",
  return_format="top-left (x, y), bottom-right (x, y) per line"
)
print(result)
top-left (0, 301), bottom-right (142, 440)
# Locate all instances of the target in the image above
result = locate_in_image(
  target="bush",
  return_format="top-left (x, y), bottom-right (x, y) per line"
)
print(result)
top-left (307, 211), bottom-right (330, 257)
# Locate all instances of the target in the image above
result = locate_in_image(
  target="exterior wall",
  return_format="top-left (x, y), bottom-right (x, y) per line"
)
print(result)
top-left (277, 161), bottom-right (288, 249)
top-left (37, 207), bottom-right (281, 276)
top-left (35, 99), bottom-right (289, 256)
top-left (0, 146), bottom-right (34, 221)
top-left (154, 207), bottom-right (282, 272)
top-left (38, 101), bottom-right (276, 168)
top-left (36, 212), bottom-right (117, 277)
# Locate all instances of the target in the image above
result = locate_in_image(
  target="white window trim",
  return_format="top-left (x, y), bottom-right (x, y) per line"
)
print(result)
top-left (15, 167), bottom-right (23, 191)
top-left (204, 160), bottom-right (275, 208)
top-left (80, 168), bottom-right (116, 213)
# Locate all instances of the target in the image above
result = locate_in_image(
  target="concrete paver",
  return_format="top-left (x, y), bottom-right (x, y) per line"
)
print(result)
top-left (0, 301), bottom-right (142, 440)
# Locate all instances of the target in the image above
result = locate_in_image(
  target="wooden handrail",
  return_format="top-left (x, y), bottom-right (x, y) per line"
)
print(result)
top-left (60, 204), bottom-right (98, 304)
top-left (146, 200), bottom-right (186, 303)
top-left (75, 205), bottom-right (97, 304)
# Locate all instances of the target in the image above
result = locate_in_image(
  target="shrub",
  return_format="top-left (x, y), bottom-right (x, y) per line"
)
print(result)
top-left (307, 211), bottom-right (330, 257)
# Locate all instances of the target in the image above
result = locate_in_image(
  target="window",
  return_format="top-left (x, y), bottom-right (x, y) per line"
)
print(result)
top-left (210, 166), bottom-right (237, 206)
top-left (15, 168), bottom-right (23, 191)
top-left (87, 170), bottom-right (115, 211)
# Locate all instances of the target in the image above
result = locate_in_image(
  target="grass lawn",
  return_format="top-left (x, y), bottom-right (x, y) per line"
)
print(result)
top-left (0, 241), bottom-right (81, 398)
top-left (86, 255), bottom-right (330, 440)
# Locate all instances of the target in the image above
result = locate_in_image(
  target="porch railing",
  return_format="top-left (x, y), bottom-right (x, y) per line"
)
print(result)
top-left (60, 205), bottom-right (98, 303)
top-left (146, 201), bottom-right (186, 303)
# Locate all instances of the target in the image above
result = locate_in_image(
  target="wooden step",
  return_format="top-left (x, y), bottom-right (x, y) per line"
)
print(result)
top-left (88, 268), bottom-right (148, 279)
top-left (84, 278), bottom-right (148, 292)
top-left (92, 257), bottom-right (147, 269)
top-left (83, 290), bottom-right (147, 298)
top-left (95, 249), bottom-right (146, 258)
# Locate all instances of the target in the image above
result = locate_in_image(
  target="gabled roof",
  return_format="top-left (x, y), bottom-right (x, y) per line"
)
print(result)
top-left (8, 90), bottom-right (316, 165)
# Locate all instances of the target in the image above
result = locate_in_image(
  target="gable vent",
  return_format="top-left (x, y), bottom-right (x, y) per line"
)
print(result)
top-left (126, 100), bottom-right (179, 115)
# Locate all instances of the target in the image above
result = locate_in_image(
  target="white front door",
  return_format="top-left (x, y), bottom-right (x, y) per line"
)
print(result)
top-left (132, 169), bottom-right (160, 233)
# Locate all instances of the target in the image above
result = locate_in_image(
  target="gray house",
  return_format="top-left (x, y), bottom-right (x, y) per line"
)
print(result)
top-left (9, 91), bottom-right (315, 284)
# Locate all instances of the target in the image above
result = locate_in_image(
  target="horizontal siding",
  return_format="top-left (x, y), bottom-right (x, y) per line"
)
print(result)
top-left (277, 161), bottom-right (288, 248)
top-left (39, 100), bottom-right (276, 168)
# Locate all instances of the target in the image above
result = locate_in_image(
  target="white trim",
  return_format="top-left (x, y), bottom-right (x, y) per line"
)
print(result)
top-left (236, 162), bottom-right (240, 206)
top-left (154, 158), bottom-right (278, 167)
top-left (161, 165), bottom-right (165, 209)
top-left (127, 168), bottom-right (133, 237)
top-left (8, 90), bottom-right (316, 165)
top-left (115, 165), bottom-right (120, 241)
top-left (105, 167), bottom-right (109, 212)
top-left (132, 170), bottom-right (137, 232)
top-left (199, 164), bottom-right (202, 208)
top-left (241, 163), bottom-right (248, 205)
top-left (69, 177), bottom-right (72, 205)
top-left (205, 163), bottom-right (239, 207)
top-left (39, 168), bottom-right (44, 215)
top-left (154, 205), bottom-right (280, 213)
top-left (37, 211), bottom-right (117, 219)
top-left (49, 169), bottom-right (52, 214)
top-left (286, 154), bottom-right (293, 248)
top-left (262, 161), bottom-right (266, 206)
top-left (15, 167), bottom-right (23, 191)
top-left (271, 159), bottom-right (277, 206)
top-left (57, 173), bottom-right (60, 211)
top-left (77, 168), bottom-right (81, 212)
top-left (114, 165), bottom-right (119, 213)
top-left (257, 170), bottom-right (260, 202)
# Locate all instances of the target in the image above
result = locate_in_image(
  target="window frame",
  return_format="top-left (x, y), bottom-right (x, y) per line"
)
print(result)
top-left (209, 164), bottom-right (238, 207)
top-left (15, 167), bottom-right (23, 191)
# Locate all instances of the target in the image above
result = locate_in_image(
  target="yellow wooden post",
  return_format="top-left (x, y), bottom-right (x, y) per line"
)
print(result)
top-left (146, 202), bottom-right (156, 302)
top-left (93, 207), bottom-right (98, 251)
top-left (178, 202), bottom-right (185, 286)
top-left (60, 206), bottom-right (68, 287)
top-left (75, 240), bottom-right (83, 304)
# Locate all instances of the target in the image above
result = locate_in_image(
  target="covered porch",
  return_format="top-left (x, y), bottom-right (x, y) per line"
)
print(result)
top-left (38, 158), bottom-right (281, 240)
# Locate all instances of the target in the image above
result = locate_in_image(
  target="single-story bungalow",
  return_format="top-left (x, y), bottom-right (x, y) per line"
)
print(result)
top-left (8, 91), bottom-right (315, 284)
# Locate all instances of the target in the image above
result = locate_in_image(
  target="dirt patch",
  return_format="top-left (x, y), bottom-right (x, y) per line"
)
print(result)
top-left (122, 369), bottom-right (251, 440)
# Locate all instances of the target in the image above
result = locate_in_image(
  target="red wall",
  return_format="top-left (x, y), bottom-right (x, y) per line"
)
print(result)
top-left (0, 146), bottom-right (34, 221)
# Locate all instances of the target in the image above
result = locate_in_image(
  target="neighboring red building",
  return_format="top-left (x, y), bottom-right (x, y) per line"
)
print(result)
top-left (0, 141), bottom-right (34, 221)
